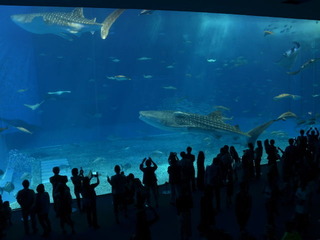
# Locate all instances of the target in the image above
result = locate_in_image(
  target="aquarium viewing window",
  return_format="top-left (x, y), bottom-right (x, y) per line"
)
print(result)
top-left (0, 6), bottom-right (319, 209)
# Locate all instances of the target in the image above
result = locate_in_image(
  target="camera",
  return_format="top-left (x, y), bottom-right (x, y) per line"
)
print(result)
top-left (92, 171), bottom-right (98, 176)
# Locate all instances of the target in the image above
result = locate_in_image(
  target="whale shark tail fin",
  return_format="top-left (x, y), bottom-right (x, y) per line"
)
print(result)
top-left (247, 112), bottom-right (297, 145)
top-left (101, 9), bottom-right (125, 39)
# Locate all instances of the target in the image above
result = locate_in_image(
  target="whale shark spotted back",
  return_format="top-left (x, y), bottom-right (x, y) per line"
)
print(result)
top-left (11, 8), bottom-right (125, 40)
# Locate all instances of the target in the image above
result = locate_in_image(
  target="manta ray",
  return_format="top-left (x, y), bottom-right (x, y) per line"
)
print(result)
top-left (139, 110), bottom-right (296, 145)
top-left (11, 8), bottom-right (125, 40)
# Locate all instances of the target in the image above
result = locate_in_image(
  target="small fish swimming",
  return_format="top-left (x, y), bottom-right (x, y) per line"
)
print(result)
top-left (139, 9), bottom-right (154, 15)
top-left (47, 90), bottom-right (71, 95)
top-left (112, 58), bottom-right (120, 63)
top-left (264, 30), bottom-right (273, 36)
top-left (273, 93), bottom-right (301, 100)
top-left (107, 75), bottom-right (131, 81)
top-left (24, 100), bottom-right (45, 110)
top-left (0, 127), bottom-right (8, 133)
top-left (214, 105), bottom-right (230, 111)
top-left (207, 59), bottom-right (217, 63)
top-left (137, 57), bottom-right (152, 61)
top-left (162, 86), bottom-right (177, 90)
top-left (287, 58), bottom-right (320, 75)
top-left (15, 126), bottom-right (33, 134)
top-left (143, 75), bottom-right (153, 79)
top-left (17, 89), bottom-right (28, 93)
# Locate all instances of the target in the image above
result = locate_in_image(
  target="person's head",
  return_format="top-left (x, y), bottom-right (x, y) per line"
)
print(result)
top-left (213, 157), bottom-right (219, 165)
top-left (300, 129), bottom-right (305, 135)
top-left (36, 184), bottom-right (45, 193)
top-left (270, 139), bottom-right (275, 145)
top-left (180, 151), bottom-right (186, 158)
top-left (22, 179), bottom-right (29, 189)
top-left (186, 146), bottom-right (192, 153)
top-left (311, 130), bottom-right (315, 135)
top-left (83, 177), bottom-right (90, 186)
top-left (3, 201), bottom-right (9, 208)
top-left (248, 142), bottom-right (254, 150)
top-left (53, 166), bottom-right (60, 175)
top-left (223, 145), bottom-right (229, 152)
top-left (198, 151), bottom-right (205, 159)
top-left (71, 168), bottom-right (78, 177)
top-left (257, 140), bottom-right (262, 147)
top-left (127, 173), bottom-right (134, 181)
top-left (145, 158), bottom-right (152, 167)
top-left (288, 138), bottom-right (294, 145)
top-left (114, 165), bottom-right (121, 174)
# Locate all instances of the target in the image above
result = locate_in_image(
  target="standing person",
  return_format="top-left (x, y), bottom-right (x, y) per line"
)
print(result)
top-left (71, 168), bottom-right (84, 212)
top-left (226, 168), bottom-right (234, 208)
top-left (35, 184), bottom-right (51, 237)
top-left (16, 180), bottom-right (38, 235)
top-left (49, 166), bottom-right (68, 215)
top-left (82, 173), bottom-right (100, 229)
top-left (186, 146), bottom-right (196, 191)
top-left (205, 157), bottom-right (222, 211)
top-left (55, 184), bottom-right (75, 234)
top-left (168, 152), bottom-right (181, 205)
top-left (235, 182), bottom-right (252, 233)
top-left (254, 140), bottom-right (263, 179)
top-left (140, 157), bottom-right (159, 207)
top-left (107, 165), bottom-right (128, 223)
top-left (230, 146), bottom-right (241, 182)
top-left (196, 151), bottom-right (205, 191)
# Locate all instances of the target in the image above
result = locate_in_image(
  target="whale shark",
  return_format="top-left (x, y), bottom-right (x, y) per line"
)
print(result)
top-left (11, 8), bottom-right (125, 40)
top-left (139, 110), bottom-right (296, 145)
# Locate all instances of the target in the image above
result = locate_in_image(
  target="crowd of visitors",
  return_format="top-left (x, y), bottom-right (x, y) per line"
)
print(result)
top-left (0, 127), bottom-right (319, 239)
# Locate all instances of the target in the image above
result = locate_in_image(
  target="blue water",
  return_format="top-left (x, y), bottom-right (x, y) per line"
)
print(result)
top-left (0, 6), bottom-right (319, 208)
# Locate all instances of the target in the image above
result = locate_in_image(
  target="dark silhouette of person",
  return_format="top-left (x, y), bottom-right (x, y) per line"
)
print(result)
top-left (226, 168), bottom-right (234, 208)
top-left (131, 196), bottom-right (159, 240)
top-left (254, 140), bottom-right (263, 179)
top-left (71, 167), bottom-right (84, 212)
top-left (296, 129), bottom-right (308, 156)
top-left (49, 166), bottom-right (68, 215)
top-left (0, 195), bottom-right (5, 238)
top-left (265, 139), bottom-right (280, 171)
top-left (16, 179), bottom-right (37, 235)
top-left (82, 174), bottom-right (100, 229)
top-left (205, 157), bottom-right (222, 211)
top-left (241, 144), bottom-right (254, 182)
top-left (306, 127), bottom-right (319, 154)
top-left (179, 151), bottom-right (193, 197)
top-left (2, 201), bottom-right (12, 226)
top-left (230, 146), bottom-right (241, 182)
top-left (235, 182), bottom-right (252, 233)
top-left (198, 187), bottom-right (215, 236)
top-left (35, 184), bottom-right (51, 237)
top-left (196, 151), bottom-right (205, 191)
top-left (55, 183), bottom-right (75, 234)
top-left (186, 146), bottom-right (196, 191)
top-left (126, 173), bottom-right (136, 205)
top-left (108, 165), bottom-right (128, 223)
top-left (140, 157), bottom-right (159, 207)
top-left (168, 152), bottom-right (181, 204)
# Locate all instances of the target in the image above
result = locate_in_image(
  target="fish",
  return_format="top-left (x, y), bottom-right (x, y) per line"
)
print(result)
top-left (11, 8), bottom-right (125, 40)
top-left (107, 75), bottom-right (131, 81)
top-left (139, 10), bottom-right (154, 15)
top-left (47, 90), bottom-right (71, 95)
top-left (139, 110), bottom-right (296, 145)
top-left (264, 30), bottom-right (273, 36)
top-left (24, 100), bottom-right (45, 110)
top-left (162, 86), bottom-right (177, 90)
top-left (312, 94), bottom-right (320, 98)
top-left (17, 89), bottom-right (28, 93)
top-left (273, 93), bottom-right (301, 100)
top-left (15, 126), bottom-right (33, 134)
top-left (287, 58), bottom-right (320, 75)
top-left (137, 57), bottom-right (152, 61)
top-left (0, 182), bottom-right (15, 194)
top-left (207, 59), bottom-right (217, 63)
top-left (112, 58), bottom-right (120, 63)
top-left (0, 118), bottom-right (38, 132)
top-left (20, 172), bottom-right (31, 180)
top-left (0, 127), bottom-right (8, 133)
top-left (120, 163), bottom-right (132, 171)
top-left (143, 75), bottom-right (153, 79)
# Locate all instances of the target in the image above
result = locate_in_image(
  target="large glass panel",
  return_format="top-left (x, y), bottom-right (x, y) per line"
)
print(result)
top-left (0, 6), bottom-right (318, 209)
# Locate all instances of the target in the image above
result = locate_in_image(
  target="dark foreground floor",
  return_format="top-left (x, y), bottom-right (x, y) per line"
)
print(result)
top-left (2, 165), bottom-right (320, 240)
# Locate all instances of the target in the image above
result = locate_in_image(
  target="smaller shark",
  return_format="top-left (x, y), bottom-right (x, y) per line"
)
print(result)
top-left (11, 8), bottom-right (125, 40)
top-left (139, 110), bottom-right (297, 145)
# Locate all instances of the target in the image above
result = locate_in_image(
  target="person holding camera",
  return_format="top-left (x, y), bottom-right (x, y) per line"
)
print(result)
top-left (140, 157), bottom-right (159, 208)
top-left (82, 172), bottom-right (100, 229)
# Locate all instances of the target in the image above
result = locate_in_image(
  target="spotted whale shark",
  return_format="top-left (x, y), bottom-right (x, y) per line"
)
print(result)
top-left (139, 110), bottom-right (296, 145)
top-left (11, 8), bottom-right (125, 40)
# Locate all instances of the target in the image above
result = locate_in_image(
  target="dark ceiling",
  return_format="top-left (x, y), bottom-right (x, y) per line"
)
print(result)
top-left (0, 0), bottom-right (319, 20)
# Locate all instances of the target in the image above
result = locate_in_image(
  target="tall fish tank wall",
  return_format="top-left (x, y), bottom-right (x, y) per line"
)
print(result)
top-left (0, 6), bottom-right (319, 209)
